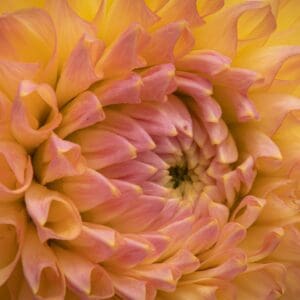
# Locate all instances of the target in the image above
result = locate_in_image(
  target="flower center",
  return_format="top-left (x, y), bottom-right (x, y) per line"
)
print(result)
top-left (168, 164), bottom-right (191, 189)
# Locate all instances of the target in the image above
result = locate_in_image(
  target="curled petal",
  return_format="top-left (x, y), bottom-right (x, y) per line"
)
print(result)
top-left (54, 246), bottom-right (114, 299)
top-left (33, 133), bottom-right (86, 185)
top-left (231, 196), bottom-right (266, 228)
top-left (0, 141), bottom-right (33, 202)
top-left (234, 45), bottom-right (300, 90)
top-left (232, 126), bottom-right (282, 172)
top-left (235, 263), bottom-right (286, 300)
top-left (0, 204), bottom-right (25, 286)
top-left (21, 225), bottom-right (65, 299)
top-left (25, 182), bottom-right (82, 242)
top-left (194, 1), bottom-right (272, 57)
top-left (11, 80), bottom-right (62, 152)
top-left (68, 223), bottom-right (117, 263)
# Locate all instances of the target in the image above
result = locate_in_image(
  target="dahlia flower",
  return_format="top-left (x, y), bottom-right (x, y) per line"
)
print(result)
top-left (1, 0), bottom-right (300, 299)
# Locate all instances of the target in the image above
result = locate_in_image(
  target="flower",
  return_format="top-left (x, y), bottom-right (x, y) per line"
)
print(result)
top-left (0, 0), bottom-right (300, 299)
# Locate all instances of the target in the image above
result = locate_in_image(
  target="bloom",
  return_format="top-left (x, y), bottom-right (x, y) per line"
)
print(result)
top-left (1, 0), bottom-right (300, 299)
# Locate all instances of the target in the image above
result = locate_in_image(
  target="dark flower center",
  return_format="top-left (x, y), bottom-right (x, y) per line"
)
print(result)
top-left (168, 164), bottom-right (191, 189)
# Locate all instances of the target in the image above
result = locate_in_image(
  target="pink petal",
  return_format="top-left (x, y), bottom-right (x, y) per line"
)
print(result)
top-left (140, 64), bottom-right (176, 102)
top-left (56, 91), bottom-right (105, 139)
top-left (69, 127), bottom-right (137, 170)
top-left (92, 73), bottom-right (142, 106)
top-left (50, 168), bottom-right (118, 212)
top-left (56, 35), bottom-right (104, 107)
top-left (68, 223), bottom-right (117, 263)
top-left (98, 109), bottom-right (155, 152)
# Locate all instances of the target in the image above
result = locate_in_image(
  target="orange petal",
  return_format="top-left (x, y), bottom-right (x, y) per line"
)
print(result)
top-left (68, 222), bottom-right (117, 262)
top-left (95, 0), bottom-right (158, 44)
top-left (156, 0), bottom-right (204, 27)
top-left (194, 1), bottom-right (269, 57)
top-left (54, 246), bottom-right (114, 299)
top-left (22, 225), bottom-right (66, 299)
top-left (0, 141), bottom-right (33, 202)
top-left (0, 204), bottom-right (25, 286)
top-left (11, 80), bottom-right (62, 152)
top-left (45, 0), bottom-right (96, 67)
top-left (56, 35), bottom-right (104, 107)
top-left (25, 182), bottom-right (82, 242)
top-left (33, 133), bottom-right (86, 185)
top-left (95, 24), bottom-right (148, 78)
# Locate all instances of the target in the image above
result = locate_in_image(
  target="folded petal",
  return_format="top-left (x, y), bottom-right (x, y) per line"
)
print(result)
top-left (54, 246), bottom-right (114, 299)
top-left (0, 141), bottom-right (33, 202)
top-left (11, 80), bottom-right (62, 152)
top-left (25, 182), bottom-right (82, 242)
top-left (21, 225), bottom-right (66, 299)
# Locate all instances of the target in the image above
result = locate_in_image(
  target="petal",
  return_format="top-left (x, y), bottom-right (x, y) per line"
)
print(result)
top-left (108, 195), bottom-right (165, 233)
top-left (97, 109), bottom-right (155, 152)
top-left (68, 223), bottom-right (117, 262)
top-left (194, 1), bottom-right (270, 57)
top-left (140, 64), bottom-right (176, 102)
top-left (56, 35), bottom-right (104, 107)
top-left (142, 22), bottom-right (194, 64)
top-left (33, 133), bottom-right (86, 185)
top-left (156, 0), bottom-right (204, 27)
top-left (25, 182), bottom-right (82, 242)
top-left (92, 73), bottom-right (142, 106)
top-left (95, 24), bottom-right (148, 78)
top-left (11, 80), bottom-right (62, 152)
top-left (56, 91), bottom-right (105, 139)
top-left (69, 127), bottom-right (137, 170)
top-left (50, 168), bottom-right (118, 212)
top-left (95, 0), bottom-right (158, 44)
top-left (54, 246), bottom-right (114, 299)
top-left (0, 204), bottom-right (25, 286)
top-left (45, 0), bottom-right (96, 67)
top-left (0, 141), bottom-right (33, 202)
top-left (21, 225), bottom-right (66, 299)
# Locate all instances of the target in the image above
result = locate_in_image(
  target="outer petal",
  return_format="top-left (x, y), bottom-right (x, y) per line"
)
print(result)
top-left (25, 182), bottom-right (82, 242)
top-left (0, 204), bottom-right (25, 286)
top-left (21, 225), bottom-right (66, 299)
top-left (11, 80), bottom-right (62, 152)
